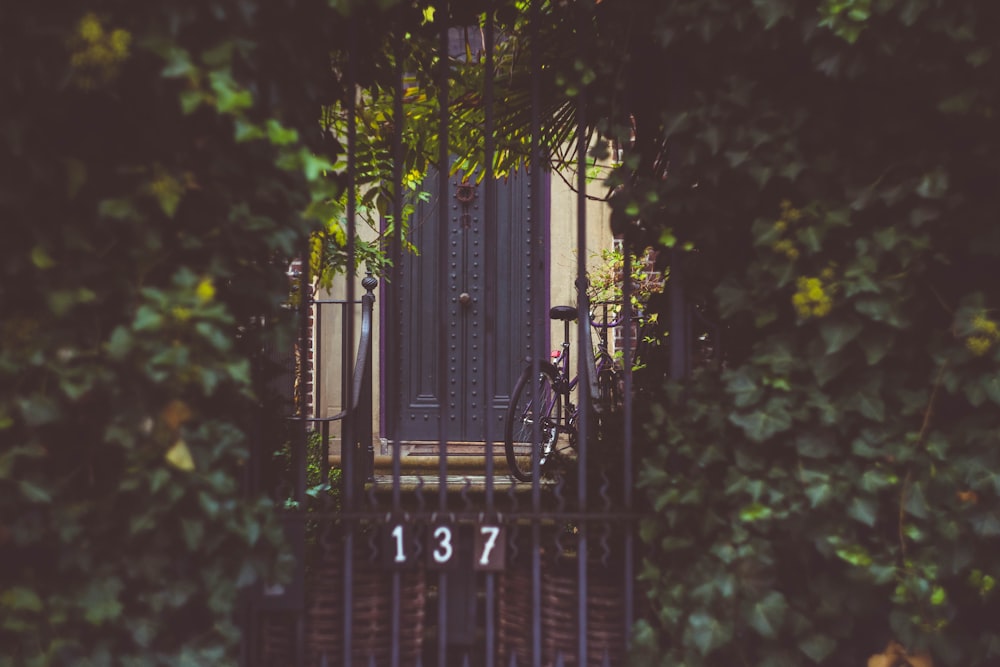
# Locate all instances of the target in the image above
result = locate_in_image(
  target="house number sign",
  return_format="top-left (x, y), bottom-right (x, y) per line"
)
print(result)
top-left (384, 522), bottom-right (506, 571)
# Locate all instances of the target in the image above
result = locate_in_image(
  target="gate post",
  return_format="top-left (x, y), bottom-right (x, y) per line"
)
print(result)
top-left (359, 274), bottom-right (377, 481)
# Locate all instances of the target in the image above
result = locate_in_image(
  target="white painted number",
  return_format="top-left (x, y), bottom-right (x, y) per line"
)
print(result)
top-left (478, 526), bottom-right (501, 566)
top-left (433, 526), bottom-right (453, 564)
top-left (390, 524), bottom-right (406, 564)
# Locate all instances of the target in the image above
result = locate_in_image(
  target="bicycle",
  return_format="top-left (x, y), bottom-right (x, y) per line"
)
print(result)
top-left (503, 303), bottom-right (629, 482)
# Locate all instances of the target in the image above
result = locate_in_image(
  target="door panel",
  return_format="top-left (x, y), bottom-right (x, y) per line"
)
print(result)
top-left (388, 166), bottom-right (542, 445)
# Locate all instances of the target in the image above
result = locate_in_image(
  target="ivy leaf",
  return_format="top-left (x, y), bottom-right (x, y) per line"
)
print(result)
top-left (904, 481), bottom-right (930, 519)
top-left (0, 587), bottom-right (43, 612)
top-left (795, 431), bottom-right (837, 459)
top-left (182, 518), bottom-right (204, 550)
top-left (983, 375), bottom-right (1000, 405)
top-left (858, 328), bottom-right (894, 364)
top-left (819, 316), bottom-right (863, 354)
top-left (209, 70), bottom-right (253, 113)
top-left (796, 225), bottom-right (823, 253)
top-left (848, 496), bottom-right (878, 527)
top-left (805, 479), bottom-right (833, 508)
top-left (848, 385), bottom-right (885, 422)
top-left (747, 590), bottom-right (788, 638)
top-left (106, 326), bottom-right (132, 360)
top-left (798, 633), bottom-right (837, 663)
top-left (752, 0), bottom-right (795, 28)
top-left (133, 305), bottom-right (164, 332)
top-left (18, 480), bottom-right (52, 504)
top-left (724, 368), bottom-right (762, 408)
top-left (685, 611), bottom-right (732, 656)
top-left (81, 578), bottom-right (124, 626)
top-left (166, 440), bottom-right (195, 471)
top-left (199, 491), bottom-right (221, 518)
top-left (235, 119), bottom-right (265, 142)
top-left (266, 119), bottom-right (299, 146)
top-left (915, 169), bottom-right (949, 199)
top-left (811, 351), bottom-right (846, 386)
top-left (970, 513), bottom-right (1000, 538)
top-left (729, 399), bottom-right (792, 442)
top-left (17, 395), bottom-right (60, 427)
top-left (31, 245), bottom-right (55, 269)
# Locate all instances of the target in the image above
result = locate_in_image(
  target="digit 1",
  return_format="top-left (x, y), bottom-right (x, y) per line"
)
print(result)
top-left (391, 524), bottom-right (406, 564)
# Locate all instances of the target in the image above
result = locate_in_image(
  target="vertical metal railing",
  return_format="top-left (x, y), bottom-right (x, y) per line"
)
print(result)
top-left (389, 10), bottom-right (405, 667)
top-left (574, 3), bottom-right (591, 665)
top-left (341, 13), bottom-right (358, 667)
top-left (482, 4), bottom-right (499, 666)
top-left (435, 6), bottom-right (452, 666)
top-left (528, 1), bottom-right (545, 666)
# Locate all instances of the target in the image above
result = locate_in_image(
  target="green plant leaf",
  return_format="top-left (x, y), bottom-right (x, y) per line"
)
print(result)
top-left (904, 481), bottom-right (930, 519)
top-left (729, 400), bottom-right (792, 442)
top-left (798, 633), bottom-right (837, 663)
top-left (0, 587), bottom-right (43, 612)
top-left (18, 480), bottom-right (52, 504)
top-left (971, 514), bottom-right (1000, 538)
top-left (81, 578), bottom-right (124, 626)
top-left (747, 590), bottom-right (788, 638)
top-left (182, 518), bottom-right (204, 550)
top-left (848, 496), bottom-right (877, 527)
top-left (857, 328), bottom-right (893, 364)
top-left (819, 317), bottom-right (863, 354)
top-left (685, 611), bottom-right (732, 656)
top-left (795, 431), bottom-right (837, 459)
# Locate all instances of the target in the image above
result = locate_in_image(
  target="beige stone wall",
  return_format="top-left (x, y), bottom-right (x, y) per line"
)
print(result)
top-left (548, 165), bottom-right (615, 362)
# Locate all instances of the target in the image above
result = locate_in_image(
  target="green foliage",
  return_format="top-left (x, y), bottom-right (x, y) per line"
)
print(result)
top-left (587, 246), bottom-right (665, 311)
top-left (0, 0), bottom-right (357, 662)
top-left (590, 0), bottom-right (1000, 664)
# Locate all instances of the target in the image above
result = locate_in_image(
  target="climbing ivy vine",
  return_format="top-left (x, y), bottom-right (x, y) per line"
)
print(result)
top-left (0, 0), bottom-right (376, 663)
top-left (607, 0), bottom-right (1000, 665)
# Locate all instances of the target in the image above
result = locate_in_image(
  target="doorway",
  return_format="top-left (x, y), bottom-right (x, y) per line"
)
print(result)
top-left (384, 166), bottom-right (548, 450)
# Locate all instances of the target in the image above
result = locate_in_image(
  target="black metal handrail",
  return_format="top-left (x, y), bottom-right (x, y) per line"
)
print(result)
top-left (293, 275), bottom-right (377, 492)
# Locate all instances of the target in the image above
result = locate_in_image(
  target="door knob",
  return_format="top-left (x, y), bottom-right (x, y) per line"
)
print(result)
top-left (458, 292), bottom-right (472, 306)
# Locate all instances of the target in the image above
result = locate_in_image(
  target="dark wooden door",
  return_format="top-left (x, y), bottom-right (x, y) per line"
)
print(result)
top-left (386, 166), bottom-right (544, 446)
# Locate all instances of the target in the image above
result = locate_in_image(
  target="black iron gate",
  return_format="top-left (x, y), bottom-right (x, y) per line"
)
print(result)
top-left (243, 3), bottom-right (664, 665)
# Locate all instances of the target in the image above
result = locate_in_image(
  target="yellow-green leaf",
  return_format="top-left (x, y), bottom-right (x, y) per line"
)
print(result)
top-left (165, 439), bottom-right (195, 471)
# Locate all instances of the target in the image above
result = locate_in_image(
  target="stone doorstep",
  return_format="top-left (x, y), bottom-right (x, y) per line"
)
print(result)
top-left (328, 454), bottom-right (512, 474)
top-left (327, 454), bottom-right (558, 492)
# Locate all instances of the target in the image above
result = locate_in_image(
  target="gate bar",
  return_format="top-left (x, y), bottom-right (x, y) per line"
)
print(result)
top-left (575, 4), bottom-right (591, 665)
top-left (436, 6), bottom-right (451, 664)
top-left (483, 4), bottom-right (498, 666)
top-left (529, 2), bottom-right (543, 666)
top-left (341, 15), bottom-right (358, 667)
top-left (390, 14), bottom-right (405, 667)
top-left (623, 240), bottom-right (636, 645)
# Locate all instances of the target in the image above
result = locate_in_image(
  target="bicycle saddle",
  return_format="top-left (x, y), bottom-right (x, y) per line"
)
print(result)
top-left (549, 306), bottom-right (578, 321)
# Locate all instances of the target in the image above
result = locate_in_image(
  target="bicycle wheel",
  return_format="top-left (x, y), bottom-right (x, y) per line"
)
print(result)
top-left (504, 364), bottom-right (562, 482)
top-left (592, 364), bottom-right (624, 443)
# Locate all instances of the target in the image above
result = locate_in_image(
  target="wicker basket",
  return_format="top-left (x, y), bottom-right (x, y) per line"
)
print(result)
top-left (261, 548), bottom-right (426, 667)
top-left (306, 549), bottom-right (426, 666)
top-left (499, 557), bottom-right (625, 667)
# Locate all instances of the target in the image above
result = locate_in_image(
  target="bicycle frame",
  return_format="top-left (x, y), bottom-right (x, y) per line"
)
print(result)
top-left (504, 302), bottom-right (636, 481)
top-left (544, 307), bottom-right (624, 438)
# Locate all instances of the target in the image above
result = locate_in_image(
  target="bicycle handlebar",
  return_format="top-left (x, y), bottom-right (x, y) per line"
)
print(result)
top-left (588, 309), bottom-right (643, 329)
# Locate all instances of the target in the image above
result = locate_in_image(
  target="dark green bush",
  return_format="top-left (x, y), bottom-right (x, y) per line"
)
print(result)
top-left (0, 1), bottom-right (350, 663)
top-left (606, 1), bottom-right (1000, 664)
